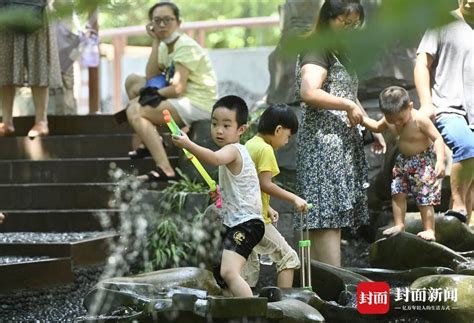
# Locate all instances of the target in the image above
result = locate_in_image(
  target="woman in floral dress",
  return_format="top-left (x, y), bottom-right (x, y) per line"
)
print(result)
top-left (295, 0), bottom-right (385, 266)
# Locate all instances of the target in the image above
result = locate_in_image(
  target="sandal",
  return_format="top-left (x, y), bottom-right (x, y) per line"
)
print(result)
top-left (143, 166), bottom-right (178, 183)
top-left (128, 146), bottom-right (151, 159)
top-left (444, 209), bottom-right (467, 223)
top-left (0, 123), bottom-right (15, 137)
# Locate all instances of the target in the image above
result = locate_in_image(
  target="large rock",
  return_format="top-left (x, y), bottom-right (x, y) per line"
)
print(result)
top-left (97, 267), bottom-right (221, 296)
top-left (369, 231), bottom-right (469, 270)
top-left (405, 215), bottom-right (474, 252)
top-left (267, 298), bottom-right (325, 322)
top-left (455, 261), bottom-right (474, 276)
top-left (294, 260), bottom-right (371, 302)
top-left (410, 275), bottom-right (474, 323)
top-left (347, 267), bottom-right (454, 284)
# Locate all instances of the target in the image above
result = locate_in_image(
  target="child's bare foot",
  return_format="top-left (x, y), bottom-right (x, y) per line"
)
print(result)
top-left (417, 230), bottom-right (435, 241)
top-left (383, 224), bottom-right (404, 236)
top-left (0, 212), bottom-right (4, 224)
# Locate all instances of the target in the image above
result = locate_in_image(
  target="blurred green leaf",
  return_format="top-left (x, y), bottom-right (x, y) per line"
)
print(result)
top-left (283, 0), bottom-right (456, 76)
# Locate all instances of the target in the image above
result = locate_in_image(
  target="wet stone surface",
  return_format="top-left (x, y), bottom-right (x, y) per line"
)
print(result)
top-left (0, 231), bottom-right (106, 243)
top-left (0, 266), bottom-right (104, 321)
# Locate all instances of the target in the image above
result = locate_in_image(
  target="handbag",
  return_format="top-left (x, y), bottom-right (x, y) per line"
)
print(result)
top-left (0, 0), bottom-right (47, 33)
top-left (361, 126), bottom-right (375, 145)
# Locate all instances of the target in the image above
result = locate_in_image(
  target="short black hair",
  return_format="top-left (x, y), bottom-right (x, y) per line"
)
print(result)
top-left (257, 104), bottom-right (299, 135)
top-left (212, 95), bottom-right (248, 127)
top-left (148, 2), bottom-right (180, 21)
top-left (379, 86), bottom-right (411, 114)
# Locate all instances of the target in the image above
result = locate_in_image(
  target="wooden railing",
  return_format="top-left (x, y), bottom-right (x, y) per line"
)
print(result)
top-left (99, 16), bottom-right (280, 112)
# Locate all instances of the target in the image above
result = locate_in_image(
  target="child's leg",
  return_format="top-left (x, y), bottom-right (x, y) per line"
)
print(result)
top-left (466, 182), bottom-right (473, 225)
top-left (417, 205), bottom-right (436, 241)
top-left (257, 224), bottom-right (299, 288)
top-left (240, 250), bottom-right (260, 288)
top-left (277, 269), bottom-right (294, 288)
top-left (383, 193), bottom-right (407, 236)
top-left (220, 250), bottom-right (253, 297)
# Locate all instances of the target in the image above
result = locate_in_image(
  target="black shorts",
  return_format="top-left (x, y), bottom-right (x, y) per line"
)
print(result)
top-left (213, 219), bottom-right (264, 289)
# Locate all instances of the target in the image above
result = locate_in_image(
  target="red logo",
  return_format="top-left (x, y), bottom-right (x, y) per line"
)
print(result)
top-left (357, 282), bottom-right (390, 314)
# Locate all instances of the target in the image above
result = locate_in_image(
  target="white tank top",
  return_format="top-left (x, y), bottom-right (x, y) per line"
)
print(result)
top-left (218, 143), bottom-right (263, 227)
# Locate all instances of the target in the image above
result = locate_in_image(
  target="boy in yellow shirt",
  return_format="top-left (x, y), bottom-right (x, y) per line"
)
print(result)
top-left (243, 105), bottom-right (308, 288)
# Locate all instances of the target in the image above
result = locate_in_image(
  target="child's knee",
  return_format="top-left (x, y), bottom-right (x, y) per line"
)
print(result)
top-left (276, 249), bottom-right (301, 272)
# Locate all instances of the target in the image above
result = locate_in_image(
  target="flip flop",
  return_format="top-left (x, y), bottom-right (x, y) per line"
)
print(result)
top-left (128, 147), bottom-right (151, 159)
top-left (144, 166), bottom-right (178, 182)
top-left (444, 209), bottom-right (467, 223)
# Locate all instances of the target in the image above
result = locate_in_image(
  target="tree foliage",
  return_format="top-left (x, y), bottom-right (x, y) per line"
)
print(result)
top-left (81, 0), bottom-right (282, 48)
top-left (284, 0), bottom-right (458, 77)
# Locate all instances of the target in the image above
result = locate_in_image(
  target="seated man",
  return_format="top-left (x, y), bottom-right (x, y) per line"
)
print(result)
top-left (125, 2), bottom-right (217, 181)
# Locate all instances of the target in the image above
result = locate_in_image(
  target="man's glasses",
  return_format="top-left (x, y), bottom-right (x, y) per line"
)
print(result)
top-left (151, 16), bottom-right (176, 26)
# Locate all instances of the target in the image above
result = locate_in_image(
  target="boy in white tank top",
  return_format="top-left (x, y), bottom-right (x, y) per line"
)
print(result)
top-left (172, 95), bottom-right (264, 297)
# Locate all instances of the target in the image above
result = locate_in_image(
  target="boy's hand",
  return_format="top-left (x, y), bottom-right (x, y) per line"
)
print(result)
top-left (371, 133), bottom-right (387, 154)
top-left (435, 161), bottom-right (445, 178)
top-left (293, 196), bottom-right (308, 213)
top-left (268, 207), bottom-right (279, 223)
top-left (171, 131), bottom-right (190, 149)
top-left (209, 190), bottom-right (219, 203)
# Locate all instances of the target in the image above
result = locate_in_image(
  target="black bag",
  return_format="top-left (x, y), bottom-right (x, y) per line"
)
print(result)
top-left (361, 127), bottom-right (375, 145)
top-left (0, 0), bottom-right (47, 33)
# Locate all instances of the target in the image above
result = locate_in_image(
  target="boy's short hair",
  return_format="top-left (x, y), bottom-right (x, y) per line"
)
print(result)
top-left (257, 104), bottom-right (299, 135)
top-left (212, 95), bottom-right (248, 127)
top-left (379, 86), bottom-right (411, 114)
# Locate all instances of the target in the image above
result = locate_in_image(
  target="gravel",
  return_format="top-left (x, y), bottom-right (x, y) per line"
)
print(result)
top-left (0, 232), bottom-right (105, 243)
top-left (0, 266), bottom-right (104, 321)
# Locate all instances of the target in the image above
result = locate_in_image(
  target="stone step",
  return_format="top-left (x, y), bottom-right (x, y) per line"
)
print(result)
top-left (0, 183), bottom-right (115, 210)
top-left (6, 115), bottom-right (145, 135)
top-left (0, 232), bottom-right (117, 267)
top-left (0, 133), bottom-right (179, 160)
top-left (0, 209), bottom-right (118, 232)
top-left (0, 257), bottom-right (74, 292)
top-left (0, 157), bottom-right (180, 184)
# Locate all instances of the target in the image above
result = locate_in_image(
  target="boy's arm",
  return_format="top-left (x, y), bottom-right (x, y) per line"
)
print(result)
top-left (258, 171), bottom-right (308, 212)
top-left (362, 116), bottom-right (387, 133)
top-left (171, 132), bottom-right (238, 166)
top-left (418, 115), bottom-right (445, 178)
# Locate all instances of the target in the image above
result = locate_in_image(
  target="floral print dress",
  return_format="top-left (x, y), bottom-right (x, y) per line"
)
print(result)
top-left (295, 54), bottom-right (369, 230)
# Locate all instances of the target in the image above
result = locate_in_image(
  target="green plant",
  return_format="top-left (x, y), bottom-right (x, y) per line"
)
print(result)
top-left (144, 168), bottom-right (223, 271)
top-left (158, 168), bottom-right (207, 213)
top-left (145, 217), bottom-right (192, 270)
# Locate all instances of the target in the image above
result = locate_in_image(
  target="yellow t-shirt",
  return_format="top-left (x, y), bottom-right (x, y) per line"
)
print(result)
top-left (245, 135), bottom-right (280, 224)
top-left (158, 33), bottom-right (217, 113)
